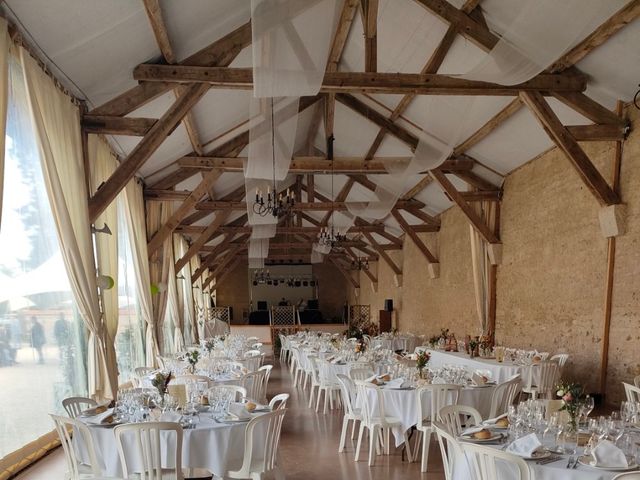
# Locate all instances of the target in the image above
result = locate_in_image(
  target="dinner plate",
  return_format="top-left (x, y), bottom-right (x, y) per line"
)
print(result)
top-left (459, 432), bottom-right (504, 443)
top-left (482, 422), bottom-right (509, 430)
top-left (520, 450), bottom-right (551, 461)
top-left (215, 415), bottom-right (251, 423)
top-left (577, 455), bottom-right (639, 471)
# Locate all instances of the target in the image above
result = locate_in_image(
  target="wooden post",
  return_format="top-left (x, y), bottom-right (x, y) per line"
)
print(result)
top-left (599, 100), bottom-right (624, 399)
top-left (487, 201), bottom-right (500, 344)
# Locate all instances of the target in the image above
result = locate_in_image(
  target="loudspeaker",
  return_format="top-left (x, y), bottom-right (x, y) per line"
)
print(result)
top-left (307, 299), bottom-right (319, 310)
top-left (384, 299), bottom-right (393, 311)
top-left (257, 301), bottom-right (268, 311)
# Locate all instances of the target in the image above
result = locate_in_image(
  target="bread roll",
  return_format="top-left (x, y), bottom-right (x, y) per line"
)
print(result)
top-left (95, 405), bottom-right (107, 414)
top-left (246, 402), bottom-right (257, 412)
top-left (496, 418), bottom-right (509, 428)
top-left (473, 429), bottom-right (492, 440)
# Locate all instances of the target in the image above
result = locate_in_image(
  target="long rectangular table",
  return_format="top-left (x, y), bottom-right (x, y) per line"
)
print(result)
top-left (427, 349), bottom-right (527, 384)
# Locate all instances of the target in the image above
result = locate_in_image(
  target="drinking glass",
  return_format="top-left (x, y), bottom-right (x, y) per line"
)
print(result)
top-left (542, 413), bottom-right (560, 452)
top-left (609, 418), bottom-right (625, 445)
top-left (581, 395), bottom-right (594, 422)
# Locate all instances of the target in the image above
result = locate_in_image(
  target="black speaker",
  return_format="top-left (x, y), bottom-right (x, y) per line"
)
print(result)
top-left (307, 299), bottom-right (319, 310)
top-left (257, 301), bottom-right (268, 311)
top-left (384, 299), bottom-right (393, 311)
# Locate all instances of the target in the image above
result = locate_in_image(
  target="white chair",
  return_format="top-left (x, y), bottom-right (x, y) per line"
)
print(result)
top-left (208, 385), bottom-right (247, 403)
top-left (313, 358), bottom-right (341, 414)
top-left (289, 347), bottom-right (304, 386)
top-left (460, 442), bottom-right (530, 480)
top-left (134, 366), bottom-right (156, 377)
top-left (243, 351), bottom-right (265, 372)
top-left (438, 404), bottom-right (483, 436)
top-left (612, 473), bottom-right (640, 480)
top-left (349, 367), bottom-right (374, 382)
top-left (62, 396), bottom-right (97, 418)
top-left (269, 393), bottom-right (289, 410)
top-left (50, 414), bottom-right (120, 479)
top-left (624, 382), bottom-right (640, 403)
top-left (306, 355), bottom-right (321, 409)
top-left (225, 409), bottom-right (287, 480)
top-left (278, 334), bottom-right (291, 364)
top-left (173, 374), bottom-right (211, 385)
top-left (114, 422), bottom-right (183, 480)
top-left (414, 384), bottom-right (461, 473)
top-left (635, 375), bottom-right (640, 388)
top-left (549, 353), bottom-right (569, 368)
top-left (433, 421), bottom-right (464, 480)
top-left (251, 342), bottom-right (263, 350)
top-left (336, 374), bottom-right (362, 453)
top-left (355, 381), bottom-right (413, 466)
top-left (242, 365), bottom-right (272, 403)
top-left (488, 375), bottom-right (522, 419)
top-left (522, 362), bottom-right (559, 400)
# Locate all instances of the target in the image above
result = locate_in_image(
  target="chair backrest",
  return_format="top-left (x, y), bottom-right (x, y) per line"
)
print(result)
top-left (243, 367), bottom-right (270, 403)
top-left (233, 409), bottom-right (287, 478)
top-left (208, 385), bottom-right (247, 403)
top-left (460, 442), bottom-right (530, 480)
top-left (243, 352), bottom-right (265, 372)
top-left (173, 374), bottom-right (211, 385)
top-left (489, 375), bottom-right (521, 419)
top-left (318, 358), bottom-right (337, 386)
top-left (624, 382), bottom-right (640, 403)
top-left (307, 355), bottom-right (320, 385)
top-left (50, 414), bottom-right (101, 479)
top-left (438, 404), bottom-right (483, 436)
top-left (135, 366), bottom-right (156, 377)
top-left (336, 374), bottom-right (357, 416)
top-left (269, 393), bottom-right (289, 410)
top-left (244, 349), bottom-right (262, 357)
top-left (62, 396), bottom-right (97, 418)
top-left (114, 422), bottom-right (183, 480)
top-left (549, 353), bottom-right (569, 368)
top-left (635, 375), bottom-right (640, 388)
top-left (356, 381), bottom-right (395, 427)
top-left (349, 367), bottom-right (374, 381)
top-left (612, 472), bottom-right (640, 480)
top-left (416, 384), bottom-right (461, 425)
top-left (433, 421), bottom-right (464, 480)
top-left (536, 362), bottom-right (560, 398)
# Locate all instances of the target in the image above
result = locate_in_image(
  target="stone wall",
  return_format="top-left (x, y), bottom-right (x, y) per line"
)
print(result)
top-left (215, 259), bottom-right (250, 324)
top-left (312, 263), bottom-right (349, 321)
top-left (348, 105), bottom-right (639, 404)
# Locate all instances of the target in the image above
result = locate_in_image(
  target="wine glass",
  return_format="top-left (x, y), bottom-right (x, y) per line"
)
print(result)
top-left (581, 395), bottom-right (595, 422)
top-left (609, 418), bottom-right (625, 445)
top-left (542, 413), bottom-right (560, 452)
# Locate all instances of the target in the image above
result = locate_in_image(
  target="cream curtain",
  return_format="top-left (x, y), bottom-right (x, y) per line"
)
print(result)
top-left (177, 236), bottom-right (196, 345)
top-left (123, 180), bottom-right (159, 367)
top-left (191, 255), bottom-right (205, 342)
top-left (147, 201), bottom-right (173, 354)
top-left (88, 135), bottom-right (119, 387)
top-left (167, 239), bottom-right (184, 352)
top-left (0, 19), bottom-right (9, 230)
top-left (469, 201), bottom-right (497, 337)
top-left (20, 48), bottom-right (115, 400)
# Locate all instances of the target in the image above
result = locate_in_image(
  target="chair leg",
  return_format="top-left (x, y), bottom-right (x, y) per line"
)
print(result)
top-left (413, 431), bottom-right (422, 463)
top-left (316, 388), bottom-right (322, 413)
top-left (328, 389), bottom-right (334, 411)
top-left (421, 430), bottom-right (431, 473)
top-left (323, 388), bottom-right (329, 414)
top-left (403, 430), bottom-right (413, 462)
top-left (339, 417), bottom-right (349, 452)
top-left (355, 424), bottom-right (365, 461)
top-left (384, 428), bottom-right (390, 455)
top-left (351, 419), bottom-right (357, 439)
top-left (308, 385), bottom-right (315, 409)
top-left (369, 426), bottom-right (378, 466)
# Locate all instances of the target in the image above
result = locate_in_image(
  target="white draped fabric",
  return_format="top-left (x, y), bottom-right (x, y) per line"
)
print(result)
top-left (176, 237), bottom-right (197, 345)
top-left (88, 135), bottom-right (120, 386)
top-left (0, 18), bottom-right (9, 229)
top-left (123, 179), bottom-right (159, 367)
top-left (20, 48), bottom-right (115, 400)
top-left (167, 238), bottom-right (184, 353)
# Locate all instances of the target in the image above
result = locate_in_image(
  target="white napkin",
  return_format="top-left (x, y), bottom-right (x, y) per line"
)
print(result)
top-left (159, 412), bottom-right (181, 422)
top-left (385, 378), bottom-right (405, 389)
top-left (461, 426), bottom-right (485, 436)
top-left (484, 413), bottom-right (508, 425)
top-left (592, 440), bottom-right (628, 468)
top-left (84, 408), bottom-right (115, 425)
top-left (506, 433), bottom-right (542, 457)
top-left (472, 373), bottom-right (487, 386)
top-left (228, 402), bottom-right (252, 420)
top-left (365, 375), bottom-right (378, 383)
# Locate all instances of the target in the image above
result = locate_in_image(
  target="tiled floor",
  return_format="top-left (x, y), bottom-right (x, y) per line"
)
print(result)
top-left (14, 356), bottom-right (445, 479)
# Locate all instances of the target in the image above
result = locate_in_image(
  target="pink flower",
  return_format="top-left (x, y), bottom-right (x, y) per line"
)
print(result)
top-left (563, 392), bottom-right (573, 402)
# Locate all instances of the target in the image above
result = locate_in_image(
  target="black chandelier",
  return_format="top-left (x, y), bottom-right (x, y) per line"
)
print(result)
top-left (253, 98), bottom-right (295, 217)
top-left (318, 135), bottom-right (346, 248)
top-left (253, 268), bottom-right (271, 285)
top-left (350, 257), bottom-right (369, 271)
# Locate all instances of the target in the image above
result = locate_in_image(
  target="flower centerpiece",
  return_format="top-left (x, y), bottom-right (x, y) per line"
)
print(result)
top-left (556, 381), bottom-right (585, 430)
top-left (151, 371), bottom-right (173, 402)
top-left (416, 350), bottom-right (431, 379)
top-left (185, 350), bottom-right (200, 374)
top-left (468, 339), bottom-right (479, 358)
top-left (203, 339), bottom-right (216, 354)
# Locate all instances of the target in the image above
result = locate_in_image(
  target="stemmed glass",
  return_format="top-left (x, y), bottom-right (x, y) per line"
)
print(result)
top-left (609, 418), bottom-right (625, 445)
top-left (580, 395), bottom-right (595, 424)
top-left (542, 413), bottom-right (560, 452)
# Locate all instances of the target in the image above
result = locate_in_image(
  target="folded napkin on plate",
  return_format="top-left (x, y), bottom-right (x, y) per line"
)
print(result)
top-left (228, 402), bottom-right (252, 420)
top-left (592, 440), bottom-right (628, 468)
top-left (159, 412), bottom-right (182, 422)
top-left (365, 375), bottom-right (378, 384)
top-left (506, 433), bottom-right (542, 457)
top-left (385, 378), bottom-right (405, 389)
top-left (84, 408), bottom-right (115, 425)
top-left (484, 413), bottom-right (508, 425)
top-left (461, 426), bottom-right (486, 436)
top-left (472, 373), bottom-right (487, 386)
top-left (331, 357), bottom-right (343, 364)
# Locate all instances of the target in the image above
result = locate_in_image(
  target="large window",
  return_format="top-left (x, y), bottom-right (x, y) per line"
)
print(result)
top-left (0, 54), bottom-right (88, 458)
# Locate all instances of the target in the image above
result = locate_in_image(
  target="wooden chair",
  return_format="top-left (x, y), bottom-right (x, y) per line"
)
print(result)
top-left (114, 422), bottom-right (183, 480)
top-left (225, 409), bottom-right (287, 480)
top-left (62, 396), bottom-right (97, 418)
top-left (460, 442), bottom-right (530, 480)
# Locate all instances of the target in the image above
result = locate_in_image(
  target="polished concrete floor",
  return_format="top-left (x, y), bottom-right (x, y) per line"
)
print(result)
top-left (14, 355), bottom-right (445, 479)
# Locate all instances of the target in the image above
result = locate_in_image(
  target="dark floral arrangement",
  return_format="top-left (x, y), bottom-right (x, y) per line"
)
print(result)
top-left (203, 339), bottom-right (216, 353)
top-left (416, 350), bottom-right (431, 371)
top-left (185, 350), bottom-right (200, 369)
top-left (346, 319), bottom-right (379, 339)
top-left (151, 371), bottom-right (173, 397)
top-left (556, 380), bottom-right (585, 429)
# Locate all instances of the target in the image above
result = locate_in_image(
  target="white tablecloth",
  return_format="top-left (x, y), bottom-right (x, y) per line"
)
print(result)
top-left (77, 415), bottom-right (265, 477)
top-left (453, 447), bottom-right (624, 480)
top-left (360, 385), bottom-right (495, 447)
top-left (428, 350), bottom-right (528, 384)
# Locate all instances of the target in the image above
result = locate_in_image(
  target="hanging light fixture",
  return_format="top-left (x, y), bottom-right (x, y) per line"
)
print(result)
top-left (253, 98), bottom-right (295, 217)
top-left (253, 268), bottom-right (271, 284)
top-left (318, 134), bottom-right (346, 248)
top-left (350, 257), bottom-right (369, 271)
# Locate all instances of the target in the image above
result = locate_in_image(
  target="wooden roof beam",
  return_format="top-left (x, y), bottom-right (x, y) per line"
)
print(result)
top-left (176, 225), bottom-right (387, 235)
top-left (392, 210), bottom-right (439, 278)
top-left (133, 65), bottom-right (586, 96)
top-left (362, 231), bottom-right (402, 277)
top-left (330, 256), bottom-right (360, 289)
top-left (175, 210), bottom-right (231, 272)
top-left (361, 0), bottom-right (378, 73)
top-left (520, 91), bottom-right (620, 206)
top-left (89, 83), bottom-right (209, 221)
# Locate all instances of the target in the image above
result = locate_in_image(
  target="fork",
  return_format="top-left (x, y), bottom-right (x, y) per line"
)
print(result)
top-left (566, 456), bottom-right (574, 468)
top-left (572, 457), bottom-right (580, 469)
